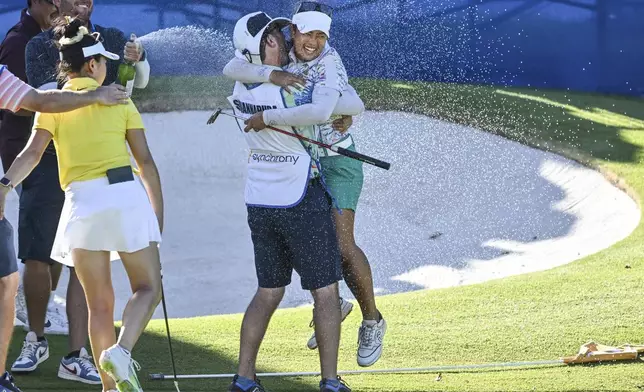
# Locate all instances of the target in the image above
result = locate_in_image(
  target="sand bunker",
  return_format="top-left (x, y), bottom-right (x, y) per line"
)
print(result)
top-left (4, 110), bottom-right (638, 319)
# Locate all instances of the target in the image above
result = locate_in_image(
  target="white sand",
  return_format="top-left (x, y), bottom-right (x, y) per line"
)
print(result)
top-left (3, 110), bottom-right (639, 320)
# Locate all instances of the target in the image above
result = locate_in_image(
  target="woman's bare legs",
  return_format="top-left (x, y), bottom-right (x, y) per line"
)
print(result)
top-left (71, 249), bottom-right (116, 391)
top-left (72, 243), bottom-right (162, 391)
top-left (332, 209), bottom-right (379, 320)
top-left (116, 244), bottom-right (162, 351)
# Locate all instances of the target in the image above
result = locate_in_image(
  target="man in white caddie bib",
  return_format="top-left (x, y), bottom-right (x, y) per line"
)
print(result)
top-left (224, 11), bottom-right (364, 392)
top-left (224, 1), bottom-right (387, 369)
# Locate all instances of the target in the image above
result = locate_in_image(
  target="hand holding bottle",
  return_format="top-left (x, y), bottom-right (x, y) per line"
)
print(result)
top-left (123, 33), bottom-right (143, 63)
top-left (118, 34), bottom-right (141, 97)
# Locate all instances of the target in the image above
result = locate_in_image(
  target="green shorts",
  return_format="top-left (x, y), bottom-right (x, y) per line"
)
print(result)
top-left (319, 143), bottom-right (364, 211)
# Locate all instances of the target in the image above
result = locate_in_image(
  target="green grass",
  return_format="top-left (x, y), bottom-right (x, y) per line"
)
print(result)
top-left (9, 77), bottom-right (644, 391)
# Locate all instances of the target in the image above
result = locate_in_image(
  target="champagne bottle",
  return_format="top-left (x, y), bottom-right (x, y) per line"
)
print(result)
top-left (117, 33), bottom-right (139, 97)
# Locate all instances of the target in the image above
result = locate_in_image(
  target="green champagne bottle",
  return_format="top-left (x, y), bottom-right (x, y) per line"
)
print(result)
top-left (117, 33), bottom-right (138, 97)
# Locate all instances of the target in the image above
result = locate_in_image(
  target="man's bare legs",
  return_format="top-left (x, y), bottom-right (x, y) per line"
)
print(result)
top-left (236, 282), bottom-right (341, 383)
top-left (50, 262), bottom-right (62, 291)
top-left (0, 217), bottom-right (21, 390)
top-left (0, 271), bottom-right (19, 374)
top-left (22, 260), bottom-right (50, 338)
top-left (22, 263), bottom-right (89, 354)
top-left (66, 268), bottom-right (88, 353)
top-left (236, 287), bottom-right (285, 379)
top-left (311, 282), bottom-right (341, 380)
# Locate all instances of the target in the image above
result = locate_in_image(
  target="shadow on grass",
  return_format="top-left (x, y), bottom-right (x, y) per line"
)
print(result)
top-left (8, 325), bottom-right (316, 392)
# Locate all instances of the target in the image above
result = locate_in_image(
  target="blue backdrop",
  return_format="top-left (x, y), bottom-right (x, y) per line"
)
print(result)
top-left (1, 0), bottom-right (643, 96)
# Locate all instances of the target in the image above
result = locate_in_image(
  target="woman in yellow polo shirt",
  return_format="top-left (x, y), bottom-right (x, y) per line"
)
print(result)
top-left (0, 18), bottom-right (162, 392)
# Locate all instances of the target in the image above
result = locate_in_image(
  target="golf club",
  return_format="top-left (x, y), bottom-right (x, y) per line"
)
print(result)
top-left (207, 109), bottom-right (391, 170)
top-left (149, 359), bottom-right (566, 381)
top-left (159, 269), bottom-right (181, 392)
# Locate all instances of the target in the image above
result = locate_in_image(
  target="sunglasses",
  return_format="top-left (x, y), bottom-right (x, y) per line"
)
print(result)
top-left (295, 1), bottom-right (333, 17)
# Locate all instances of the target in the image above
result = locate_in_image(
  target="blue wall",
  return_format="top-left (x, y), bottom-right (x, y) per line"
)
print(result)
top-left (1, 0), bottom-right (642, 95)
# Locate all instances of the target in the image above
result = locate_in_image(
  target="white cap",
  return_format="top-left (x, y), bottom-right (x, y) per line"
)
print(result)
top-left (233, 11), bottom-right (291, 65)
top-left (292, 11), bottom-right (331, 38)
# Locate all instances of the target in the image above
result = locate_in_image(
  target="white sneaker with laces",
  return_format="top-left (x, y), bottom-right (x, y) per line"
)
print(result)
top-left (99, 345), bottom-right (143, 392)
top-left (357, 317), bottom-right (387, 367)
top-left (44, 306), bottom-right (69, 335)
top-left (21, 307), bottom-right (69, 335)
top-left (13, 317), bottom-right (25, 329)
top-left (14, 284), bottom-right (27, 326)
top-left (18, 290), bottom-right (69, 335)
top-left (307, 297), bottom-right (354, 350)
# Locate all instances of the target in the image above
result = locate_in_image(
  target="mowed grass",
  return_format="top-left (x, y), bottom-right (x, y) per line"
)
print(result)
top-left (9, 77), bottom-right (644, 391)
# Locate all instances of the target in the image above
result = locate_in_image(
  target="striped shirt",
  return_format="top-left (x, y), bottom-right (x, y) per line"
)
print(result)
top-left (0, 65), bottom-right (31, 113)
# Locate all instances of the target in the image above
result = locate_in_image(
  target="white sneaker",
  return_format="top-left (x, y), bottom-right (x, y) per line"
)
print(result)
top-left (14, 284), bottom-right (27, 325)
top-left (307, 297), bottom-right (354, 350)
top-left (44, 306), bottom-right (69, 335)
top-left (50, 293), bottom-right (67, 309)
top-left (21, 306), bottom-right (69, 336)
top-left (99, 345), bottom-right (143, 392)
top-left (13, 317), bottom-right (26, 328)
top-left (17, 288), bottom-right (69, 335)
top-left (357, 317), bottom-right (387, 367)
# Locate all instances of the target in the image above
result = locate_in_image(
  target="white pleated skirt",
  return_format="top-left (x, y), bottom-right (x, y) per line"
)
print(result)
top-left (50, 175), bottom-right (162, 266)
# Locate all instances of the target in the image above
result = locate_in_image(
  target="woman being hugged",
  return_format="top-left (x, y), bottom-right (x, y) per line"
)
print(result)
top-left (0, 17), bottom-right (163, 392)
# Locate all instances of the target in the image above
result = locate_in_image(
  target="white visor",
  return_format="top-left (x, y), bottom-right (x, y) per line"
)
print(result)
top-left (292, 11), bottom-right (331, 38)
top-left (82, 42), bottom-right (120, 60)
top-left (59, 41), bottom-right (120, 62)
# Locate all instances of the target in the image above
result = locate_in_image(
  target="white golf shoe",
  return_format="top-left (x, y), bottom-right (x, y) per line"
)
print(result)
top-left (99, 345), bottom-right (143, 392)
top-left (357, 317), bottom-right (387, 367)
top-left (307, 297), bottom-right (354, 350)
top-left (17, 286), bottom-right (69, 335)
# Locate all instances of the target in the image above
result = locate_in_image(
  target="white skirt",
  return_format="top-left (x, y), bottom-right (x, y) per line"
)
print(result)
top-left (50, 175), bottom-right (162, 266)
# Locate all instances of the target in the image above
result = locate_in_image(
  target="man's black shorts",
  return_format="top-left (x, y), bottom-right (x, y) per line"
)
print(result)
top-left (18, 153), bottom-right (64, 265)
top-left (247, 179), bottom-right (343, 291)
top-left (0, 218), bottom-right (18, 278)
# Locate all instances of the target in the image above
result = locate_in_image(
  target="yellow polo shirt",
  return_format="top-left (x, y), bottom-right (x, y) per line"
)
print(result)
top-left (33, 77), bottom-right (145, 189)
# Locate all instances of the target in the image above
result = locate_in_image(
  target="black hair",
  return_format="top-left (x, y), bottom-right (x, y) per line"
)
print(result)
top-left (53, 17), bottom-right (103, 84)
top-left (27, 0), bottom-right (32, 7)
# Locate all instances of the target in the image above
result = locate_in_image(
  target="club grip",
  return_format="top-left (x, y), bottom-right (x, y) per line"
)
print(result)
top-left (336, 147), bottom-right (391, 170)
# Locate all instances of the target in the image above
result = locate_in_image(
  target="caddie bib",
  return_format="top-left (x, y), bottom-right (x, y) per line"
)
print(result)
top-left (227, 85), bottom-right (312, 208)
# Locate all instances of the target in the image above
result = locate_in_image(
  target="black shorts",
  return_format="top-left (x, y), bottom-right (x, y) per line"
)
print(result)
top-left (0, 218), bottom-right (18, 278)
top-left (18, 153), bottom-right (65, 265)
top-left (247, 179), bottom-right (343, 291)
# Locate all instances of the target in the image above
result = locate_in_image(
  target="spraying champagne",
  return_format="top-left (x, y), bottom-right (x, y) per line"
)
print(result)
top-left (117, 33), bottom-right (139, 97)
